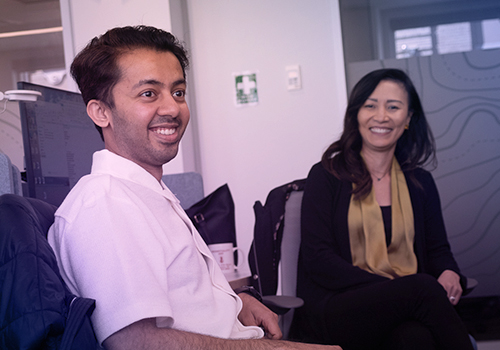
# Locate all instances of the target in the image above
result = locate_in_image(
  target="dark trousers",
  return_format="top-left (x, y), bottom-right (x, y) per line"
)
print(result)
top-left (292, 274), bottom-right (474, 350)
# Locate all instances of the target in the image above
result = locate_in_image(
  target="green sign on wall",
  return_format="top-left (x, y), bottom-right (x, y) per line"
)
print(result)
top-left (234, 72), bottom-right (258, 106)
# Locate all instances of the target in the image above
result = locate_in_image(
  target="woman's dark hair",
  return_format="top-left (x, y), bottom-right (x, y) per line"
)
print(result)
top-left (321, 68), bottom-right (436, 199)
top-left (70, 25), bottom-right (189, 140)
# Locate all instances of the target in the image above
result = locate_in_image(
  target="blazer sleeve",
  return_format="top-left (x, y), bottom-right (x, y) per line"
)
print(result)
top-left (299, 163), bottom-right (388, 294)
top-left (413, 169), bottom-right (463, 280)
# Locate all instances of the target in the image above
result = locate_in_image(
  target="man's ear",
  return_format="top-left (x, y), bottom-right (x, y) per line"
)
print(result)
top-left (87, 100), bottom-right (111, 128)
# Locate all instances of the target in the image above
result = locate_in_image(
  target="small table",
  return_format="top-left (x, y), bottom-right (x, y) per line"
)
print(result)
top-left (226, 267), bottom-right (252, 289)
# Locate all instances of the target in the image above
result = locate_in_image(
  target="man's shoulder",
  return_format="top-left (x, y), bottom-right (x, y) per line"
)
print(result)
top-left (57, 172), bottom-right (162, 218)
top-left (57, 173), bottom-right (128, 216)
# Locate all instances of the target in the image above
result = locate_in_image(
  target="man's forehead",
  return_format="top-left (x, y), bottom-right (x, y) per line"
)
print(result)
top-left (115, 49), bottom-right (184, 86)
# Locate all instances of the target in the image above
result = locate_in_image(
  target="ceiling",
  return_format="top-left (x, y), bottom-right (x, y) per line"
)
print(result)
top-left (0, 0), bottom-right (62, 53)
top-left (0, 0), bottom-right (64, 91)
top-left (0, 0), bottom-right (61, 33)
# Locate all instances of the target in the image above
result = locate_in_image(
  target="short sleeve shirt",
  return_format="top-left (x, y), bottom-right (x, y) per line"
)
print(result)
top-left (48, 150), bottom-right (263, 345)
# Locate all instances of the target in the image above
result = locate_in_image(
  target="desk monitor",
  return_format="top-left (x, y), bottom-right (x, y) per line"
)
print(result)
top-left (18, 82), bottom-right (104, 206)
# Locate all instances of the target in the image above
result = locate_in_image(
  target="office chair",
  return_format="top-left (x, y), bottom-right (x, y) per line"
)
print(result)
top-left (162, 172), bottom-right (204, 209)
top-left (0, 193), bottom-right (97, 348)
top-left (249, 179), bottom-right (306, 338)
top-left (0, 152), bottom-right (22, 196)
top-left (274, 189), bottom-right (305, 338)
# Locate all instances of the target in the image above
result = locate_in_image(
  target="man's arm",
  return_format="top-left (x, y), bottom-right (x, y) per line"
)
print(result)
top-left (103, 318), bottom-right (342, 350)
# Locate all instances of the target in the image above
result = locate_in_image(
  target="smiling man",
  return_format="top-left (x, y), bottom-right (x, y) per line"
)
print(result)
top-left (47, 26), bottom-right (341, 350)
top-left (87, 48), bottom-right (189, 181)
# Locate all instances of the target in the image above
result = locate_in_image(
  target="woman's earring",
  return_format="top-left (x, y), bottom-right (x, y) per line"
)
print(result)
top-left (405, 124), bottom-right (409, 130)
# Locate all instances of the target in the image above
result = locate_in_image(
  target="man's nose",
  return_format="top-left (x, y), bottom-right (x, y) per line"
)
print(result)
top-left (158, 94), bottom-right (180, 117)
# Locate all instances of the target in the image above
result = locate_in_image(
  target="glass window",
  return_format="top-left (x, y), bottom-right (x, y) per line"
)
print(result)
top-left (339, 0), bottom-right (500, 63)
top-left (482, 18), bottom-right (500, 49)
top-left (395, 26), bottom-right (433, 58)
top-left (393, 19), bottom-right (499, 59)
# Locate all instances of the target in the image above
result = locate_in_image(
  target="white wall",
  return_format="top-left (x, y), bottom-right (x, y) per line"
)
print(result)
top-left (60, 0), bottom-right (172, 73)
top-left (186, 0), bottom-right (347, 255)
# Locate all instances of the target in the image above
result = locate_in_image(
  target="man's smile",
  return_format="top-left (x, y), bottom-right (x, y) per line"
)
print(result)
top-left (152, 127), bottom-right (176, 136)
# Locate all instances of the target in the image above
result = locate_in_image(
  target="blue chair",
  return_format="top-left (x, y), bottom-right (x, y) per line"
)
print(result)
top-left (0, 152), bottom-right (22, 196)
top-left (162, 172), bottom-right (204, 209)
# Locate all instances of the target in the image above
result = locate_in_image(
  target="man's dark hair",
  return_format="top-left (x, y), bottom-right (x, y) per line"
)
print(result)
top-left (70, 25), bottom-right (189, 139)
top-left (321, 68), bottom-right (436, 199)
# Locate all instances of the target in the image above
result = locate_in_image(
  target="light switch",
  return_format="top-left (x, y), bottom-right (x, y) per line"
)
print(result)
top-left (286, 65), bottom-right (302, 90)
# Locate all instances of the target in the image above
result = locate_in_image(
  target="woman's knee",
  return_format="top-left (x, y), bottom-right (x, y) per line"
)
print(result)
top-left (397, 274), bottom-right (448, 303)
top-left (382, 321), bottom-right (437, 350)
top-left (400, 274), bottom-right (443, 290)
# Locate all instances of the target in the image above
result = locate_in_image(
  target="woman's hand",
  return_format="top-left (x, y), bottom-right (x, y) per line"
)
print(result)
top-left (437, 270), bottom-right (462, 305)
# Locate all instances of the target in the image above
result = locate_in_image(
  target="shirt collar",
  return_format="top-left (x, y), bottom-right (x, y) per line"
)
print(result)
top-left (90, 149), bottom-right (179, 203)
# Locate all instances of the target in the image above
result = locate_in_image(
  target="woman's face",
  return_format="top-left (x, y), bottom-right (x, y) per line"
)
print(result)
top-left (357, 80), bottom-right (412, 155)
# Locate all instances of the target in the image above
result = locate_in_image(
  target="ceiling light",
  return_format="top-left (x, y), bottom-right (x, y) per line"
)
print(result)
top-left (0, 26), bottom-right (62, 39)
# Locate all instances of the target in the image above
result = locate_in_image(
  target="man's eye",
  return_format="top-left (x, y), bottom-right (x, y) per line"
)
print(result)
top-left (174, 90), bottom-right (186, 98)
top-left (141, 91), bottom-right (154, 97)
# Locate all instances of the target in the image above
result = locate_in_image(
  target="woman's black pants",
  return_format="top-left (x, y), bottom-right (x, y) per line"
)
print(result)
top-left (292, 274), bottom-right (474, 350)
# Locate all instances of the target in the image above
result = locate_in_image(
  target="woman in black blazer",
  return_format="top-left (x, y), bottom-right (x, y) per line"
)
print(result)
top-left (291, 69), bottom-right (474, 350)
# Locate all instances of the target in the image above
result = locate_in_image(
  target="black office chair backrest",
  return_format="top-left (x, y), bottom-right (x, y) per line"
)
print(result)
top-left (249, 179), bottom-right (306, 296)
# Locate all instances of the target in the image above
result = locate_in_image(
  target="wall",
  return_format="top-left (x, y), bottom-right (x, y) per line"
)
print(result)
top-left (60, 0), bottom-right (172, 69)
top-left (185, 0), bottom-right (347, 256)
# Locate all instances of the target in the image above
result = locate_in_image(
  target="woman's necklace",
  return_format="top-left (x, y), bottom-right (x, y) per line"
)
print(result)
top-left (373, 172), bottom-right (388, 181)
top-left (370, 167), bottom-right (391, 181)
top-left (362, 151), bottom-right (392, 182)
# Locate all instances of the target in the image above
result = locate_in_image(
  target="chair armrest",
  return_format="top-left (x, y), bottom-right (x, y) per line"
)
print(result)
top-left (463, 277), bottom-right (478, 296)
top-left (262, 295), bottom-right (304, 315)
